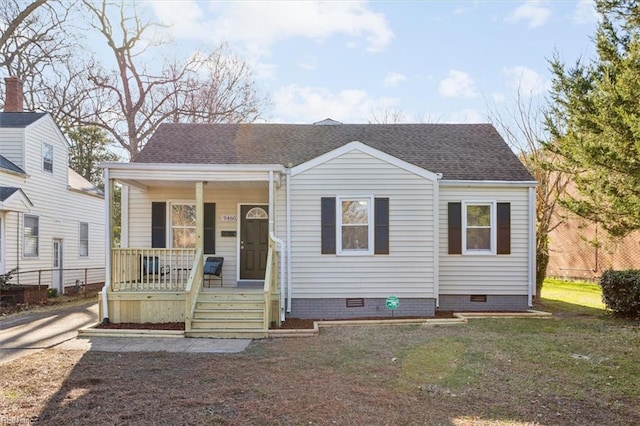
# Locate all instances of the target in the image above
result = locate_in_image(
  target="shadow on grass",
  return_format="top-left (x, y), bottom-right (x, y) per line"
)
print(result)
top-left (536, 297), bottom-right (610, 317)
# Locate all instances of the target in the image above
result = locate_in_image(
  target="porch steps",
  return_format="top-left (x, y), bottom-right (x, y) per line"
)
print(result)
top-left (187, 290), bottom-right (268, 338)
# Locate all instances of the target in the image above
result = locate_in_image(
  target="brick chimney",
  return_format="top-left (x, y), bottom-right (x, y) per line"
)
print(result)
top-left (4, 77), bottom-right (24, 112)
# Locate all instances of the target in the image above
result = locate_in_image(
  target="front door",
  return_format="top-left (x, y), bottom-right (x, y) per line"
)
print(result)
top-left (52, 239), bottom-right (63, 294)
top-left (239, 205), bottom-right (269, 280)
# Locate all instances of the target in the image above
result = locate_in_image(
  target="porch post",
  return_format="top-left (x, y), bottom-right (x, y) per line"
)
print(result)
top-left (195, 182), bottom-right (204, 252)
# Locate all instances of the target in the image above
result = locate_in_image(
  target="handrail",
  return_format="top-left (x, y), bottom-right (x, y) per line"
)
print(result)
top-left (185, 247), bottom-right (204, 332)
top-left (111, 248), bottom-right (196, 292)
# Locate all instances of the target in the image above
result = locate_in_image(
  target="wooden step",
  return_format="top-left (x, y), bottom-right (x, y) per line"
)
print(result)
top-left (186, 329), bottom-right (268, 339)
top-left (196, 301), bottom-right (264, 310)
top-left (191, 318), bottom-right (264, 330)
top-left (197, 292), bottom-right (264, 302)
top-left (193, 308), bottom-right (263, 320)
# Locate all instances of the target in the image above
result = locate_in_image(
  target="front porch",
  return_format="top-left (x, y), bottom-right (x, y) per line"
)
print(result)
top-left (101, 244), bottom-right (281, 338)
top-left (101, 163), bottom-right (287, 337)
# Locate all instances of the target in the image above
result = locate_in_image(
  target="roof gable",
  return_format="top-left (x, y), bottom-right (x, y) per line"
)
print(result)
top-left (134, 123), bottom-right (534, 181)
top-left (291, 141), bottom-right (441, 181)
top-left (0, 186), bottom-right (32, 212)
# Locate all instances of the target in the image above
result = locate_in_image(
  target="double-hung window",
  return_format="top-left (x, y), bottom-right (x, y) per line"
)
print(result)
top-left (79, 222), bottom-right (89, 257)
top-left (43, 142), bottom-right (53, 173)
top-left (338, 197), bottom-right (373, 255)
top-left (171, 203), bottom-right (196, 248)
top-left (23, 214), bottom-right (39, 257)
top-left (463, 202), bottom-right (495, 254)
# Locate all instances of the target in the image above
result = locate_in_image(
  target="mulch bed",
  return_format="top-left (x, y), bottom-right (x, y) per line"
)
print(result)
top-left (93, 312), bottom-right (456, 331)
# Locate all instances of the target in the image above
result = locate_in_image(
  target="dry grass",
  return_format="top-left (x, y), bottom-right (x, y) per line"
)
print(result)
top-left (1, 308), bottom-right (639, 425)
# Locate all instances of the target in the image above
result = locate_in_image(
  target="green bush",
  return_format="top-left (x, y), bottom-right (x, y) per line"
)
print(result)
top-left (47, 288), bottom-right (58, 298)
top-left (600, 269), bottom-right (640, 317)
top-left (0, 268), bottom-right (17, 290)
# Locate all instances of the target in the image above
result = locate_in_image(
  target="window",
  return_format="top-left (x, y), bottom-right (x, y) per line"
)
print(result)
top-left (448, 201), bottom-right (511, 255)
top-left (321, 197), bottom-right (389, 255)
top-left (338, 197), bottom-right (373, 254)
top-left (79, 222), bottom-right (89, 257)
top-left (23, 215), bottom-right (39, 257)
top-left (43, 142), bottom-right (53, 173)
top-left (464, 203), bottom-right (493, 253)
top-left (171, 204), bottom-right (196, 248)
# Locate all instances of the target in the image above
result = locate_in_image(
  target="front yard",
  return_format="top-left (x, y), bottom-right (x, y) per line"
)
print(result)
top-left (1, 280), bottom-right (639, 425)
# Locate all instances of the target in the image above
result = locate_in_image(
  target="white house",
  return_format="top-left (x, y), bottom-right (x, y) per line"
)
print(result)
top-left (0, 77), bottom-right (105, 294)
top-left (100, 120), bottom-right (536, 337)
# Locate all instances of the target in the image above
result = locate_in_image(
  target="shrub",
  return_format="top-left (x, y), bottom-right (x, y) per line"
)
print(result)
top-left (600, 269), bottom-right (640, 317)
top-left (0, 268), bottom-right (17, 290)
top-left (47, 288), bottom-right (58, 298)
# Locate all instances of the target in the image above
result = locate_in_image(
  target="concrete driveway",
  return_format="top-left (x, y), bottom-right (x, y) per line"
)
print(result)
top-left (0, 302), bottom-right (98, 365)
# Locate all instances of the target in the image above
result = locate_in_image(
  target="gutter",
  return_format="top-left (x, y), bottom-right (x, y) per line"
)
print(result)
top-left (268, 171), bottom-right (286, 321)
top-left (101, 167), bottom-right (111, 324)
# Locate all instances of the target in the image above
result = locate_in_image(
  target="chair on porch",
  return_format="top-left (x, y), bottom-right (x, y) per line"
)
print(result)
top-left (141, 255), bottom-right (167, 278)
top-left (203, 257), bottom-right (224, 287)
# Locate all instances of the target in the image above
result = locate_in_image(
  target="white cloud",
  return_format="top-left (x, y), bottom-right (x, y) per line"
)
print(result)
top-left (438, 70), bottom-right (479, 98)
top-left (503, 66), bottom-right (550, 95)
top-left (506, 1), bottom-right (552, 29)
top-left (299, 56), bottom-right (318, 71)
top-left (383, 72), bottom-right (407, 88)
top-left (149, 1), bottom-right (394, 57)
top-left (446, 109), bottom-right (486, 123)
top-left (573, 0), bottom-right (598, 24)
top-left (273, 84), bottom-right (398, 123)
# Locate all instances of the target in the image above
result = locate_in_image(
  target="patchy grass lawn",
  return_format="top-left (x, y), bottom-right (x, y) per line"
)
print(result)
top-left (2, 285), bottom-right (639, 425)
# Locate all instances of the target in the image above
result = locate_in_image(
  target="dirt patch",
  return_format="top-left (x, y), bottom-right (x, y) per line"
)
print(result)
top-left (278, 311), bottom-right (456, 329)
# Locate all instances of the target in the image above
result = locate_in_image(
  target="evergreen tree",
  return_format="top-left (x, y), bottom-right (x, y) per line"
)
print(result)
top-left (546, 0), bottom-right (640, 237)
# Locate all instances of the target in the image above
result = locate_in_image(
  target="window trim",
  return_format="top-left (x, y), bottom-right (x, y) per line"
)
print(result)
top-left (462, 201), bottom-right (496, 255)
top-left (336, 196), bottom-right (374, 256)
top-left (42, 142), bottom-right (53, 173)
top-left (23, 214), bottom-right (39, 258)
top-left (169, 201), bottom-right (197, 249)
top-left (79, 222), bottom-right (89, 257)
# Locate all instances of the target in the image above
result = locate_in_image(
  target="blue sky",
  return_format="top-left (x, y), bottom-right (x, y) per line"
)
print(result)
top-left (144, 0), bottom-right (599, 124)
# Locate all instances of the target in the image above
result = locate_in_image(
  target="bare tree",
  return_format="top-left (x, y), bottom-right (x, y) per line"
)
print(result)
top-left (0, 0), bottom-right (80, 113)
top-left (489, 88), bottom-right (570, 297)
top-left (81, 0), bottom-right (269, 160)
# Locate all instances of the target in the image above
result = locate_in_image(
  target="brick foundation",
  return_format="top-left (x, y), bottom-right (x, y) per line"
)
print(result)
top-left (438, 295), bottom-right (529, 312)
top-left (290, 297), bottom-right (436, 319)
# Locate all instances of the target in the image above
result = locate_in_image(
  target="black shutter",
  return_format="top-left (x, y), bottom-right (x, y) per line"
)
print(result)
top-left (321, 197), bottom-right (336, 254)
top-left (204, 203), bottom-right (216, 254)
top-left (497, 202), bottom-right (511, 255)
top-left (151, 202), bottom-right (166, 248)
top-left (448, 202), bottom-right (462, 255)
top-left (374, 198), bottom-right (389, 254)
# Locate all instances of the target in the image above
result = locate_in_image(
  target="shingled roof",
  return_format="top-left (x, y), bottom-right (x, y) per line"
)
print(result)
top-left (134, 123), bottom-right (534, 181)
top-left (0, 112), bottom-right (47, 128)
top-left (0, 155), bottom-right (25, 174)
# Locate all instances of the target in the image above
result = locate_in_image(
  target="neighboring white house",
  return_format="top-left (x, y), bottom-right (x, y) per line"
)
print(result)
top-left (0, 77), bottom-right (105, 294)
top-left (101, 119), bottom-right (536, 333)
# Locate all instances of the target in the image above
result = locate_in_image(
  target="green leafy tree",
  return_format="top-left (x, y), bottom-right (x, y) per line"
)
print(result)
top-left (546, 0), bottom-right (640, 237)
top-left (66, 125), bottom-right (119, 187)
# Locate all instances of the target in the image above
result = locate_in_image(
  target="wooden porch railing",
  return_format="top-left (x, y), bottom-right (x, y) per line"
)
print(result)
top-left (184, 247), bottom-right (204, 332)
top-left (111, 248), bottom-right (197, 291)
top-left (263, 237), bottom-right (281, 330)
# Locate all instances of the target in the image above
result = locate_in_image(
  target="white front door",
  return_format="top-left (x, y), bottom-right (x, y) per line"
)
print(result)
top-left (53, 239), bottom-right (63, 294)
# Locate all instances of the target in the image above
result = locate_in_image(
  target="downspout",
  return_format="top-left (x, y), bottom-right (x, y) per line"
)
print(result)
top-left (434, 173), bottom-right (443, 308)
top-left (286, 169), bottom-right (292, 313)
top-left (528, 186), bottom-right (536, 307)
top-left (101, 168), bottom-right (111, 324)
top-left (268, 171), bottom-right (286, 321)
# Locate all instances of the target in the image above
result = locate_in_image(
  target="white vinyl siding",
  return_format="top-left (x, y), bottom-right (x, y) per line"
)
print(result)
top-left (0, 128), bottom-right (25, 169)
top-left (439, 186), bottom-right (530, 295)
top-left (0, 116), bottom-right (105, 286)
top-left (290, 149), bottom-right (436, 299)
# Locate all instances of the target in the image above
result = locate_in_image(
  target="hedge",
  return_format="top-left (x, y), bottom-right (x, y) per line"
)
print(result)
top-left (600, 269), bottom-right (640, 317)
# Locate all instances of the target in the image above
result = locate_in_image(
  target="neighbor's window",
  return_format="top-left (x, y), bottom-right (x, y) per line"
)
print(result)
top-left (79, 222), bottom-right (89, 257)
top-left (23, 214), bottom-right (39, 257)
top-left (171, 203), bottom-right (196, 248)
top-left (42, 142), bottom-right (53, 173)
top-left (464, 202), bottom-right (494, 253)
top-left (338, 197), bottom-right (372, 254)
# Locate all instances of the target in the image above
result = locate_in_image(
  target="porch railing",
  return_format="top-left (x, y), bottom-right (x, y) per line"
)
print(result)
top-left (184, 247), bottom-right (204, 332)
top-left (263, 237), bottom-right (281, 330)
top-left (111, 248), bottom-right (197, 291)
